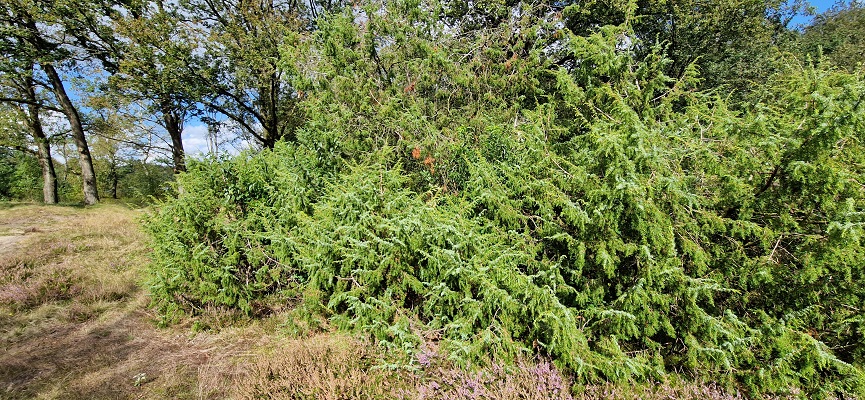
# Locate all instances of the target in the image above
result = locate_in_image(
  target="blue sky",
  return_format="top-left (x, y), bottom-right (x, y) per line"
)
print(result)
top-left (790, 0), bottom-right (844, 27)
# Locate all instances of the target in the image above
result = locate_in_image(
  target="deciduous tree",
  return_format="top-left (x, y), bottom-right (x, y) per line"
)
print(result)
top-left (799, 1), bottom-right (865, 71)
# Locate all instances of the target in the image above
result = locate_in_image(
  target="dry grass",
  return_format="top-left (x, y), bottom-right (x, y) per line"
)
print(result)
top-left (0, 203), bottom-right (253, 399)
top-left (234, 338), bottom-right (757, 400)
top-left (233, 334), bottom-right (401, 400)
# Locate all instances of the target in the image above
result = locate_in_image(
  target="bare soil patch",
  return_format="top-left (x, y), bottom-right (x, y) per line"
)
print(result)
top-left (0, 235), bottom-right (23, 255)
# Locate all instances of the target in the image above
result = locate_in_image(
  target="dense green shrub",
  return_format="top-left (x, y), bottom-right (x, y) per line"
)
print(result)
top-left (146, 2), bottom-right (865, 397)
top-left (0, 150), bottom-right (42, 201)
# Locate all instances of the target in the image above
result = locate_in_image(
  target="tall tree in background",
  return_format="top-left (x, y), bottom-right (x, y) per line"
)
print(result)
top-left (0, 57), bottom-right (61, 203)
top-left (179, 0), bottom-right (308, 149)
top-left (1, 0), bottom-right (145, 204)
top-left (114, 0), bottom-right (195, 173)
top-left (799, 1), bottom-right (865, 71)
top-left (11, 66), bottom-right (58, 203)
top-left (561, 0), bottom-right (802, 93)
top-left (0, 0), bottom-right (99, 204)
top-left (88, 109), bottom-right (138, 199)
top-left (440, 0), bottom-right (803, 96)
top-left (0, 105), bottom-right (42, 199)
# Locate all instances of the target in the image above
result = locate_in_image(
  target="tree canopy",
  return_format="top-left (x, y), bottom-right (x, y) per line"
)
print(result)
top-left (799, 1), bottom-right (865, 71)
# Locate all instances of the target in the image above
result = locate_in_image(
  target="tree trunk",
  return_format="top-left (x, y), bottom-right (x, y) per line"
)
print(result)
top-left (33, 125), bottom-right (59, 204)
top-left (160, 101), bottom-right (186, 173)
top-left (43, 63), bottom-right (100, 205)
top-left (23, 74), bottom-right (58, 204)
top-left (109, 159), bottom-right (118, 199)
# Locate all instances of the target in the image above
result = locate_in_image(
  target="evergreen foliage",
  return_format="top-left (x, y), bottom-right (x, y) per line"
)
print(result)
top-left (145, 1), bottom-right (865, 396)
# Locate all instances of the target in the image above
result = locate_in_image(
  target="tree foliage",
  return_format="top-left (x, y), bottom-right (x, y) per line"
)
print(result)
top-left (111, 0), bottom-right (199, 174)
top-left (175, 0), bottom-right (311, 148)
top-left (799, 1), bottom-right (865, 71)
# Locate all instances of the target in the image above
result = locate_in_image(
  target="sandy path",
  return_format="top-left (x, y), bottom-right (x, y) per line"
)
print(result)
top-left (0, 234), bottom-right (23, 255)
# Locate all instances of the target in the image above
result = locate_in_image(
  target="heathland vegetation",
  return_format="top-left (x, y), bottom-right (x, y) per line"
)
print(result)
top-left (2, 0), bottom-right (865, 398)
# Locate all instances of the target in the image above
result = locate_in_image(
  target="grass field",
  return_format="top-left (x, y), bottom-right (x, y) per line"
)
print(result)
top-left (0, 203), bottom-right (783, 399)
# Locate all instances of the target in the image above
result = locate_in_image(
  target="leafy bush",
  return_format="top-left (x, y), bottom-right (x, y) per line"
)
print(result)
top-left (146, 3), bottom-right (865, 397)
top-left (0, 150), bottom-right (42, 201)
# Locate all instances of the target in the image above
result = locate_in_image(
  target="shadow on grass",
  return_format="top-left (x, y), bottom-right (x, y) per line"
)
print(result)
top-left (0, 199), bottom-right (162, 210)
top-left (0, 304), bottom-right (206, 400)
top-left (0, 201), bottom-right (90, 210)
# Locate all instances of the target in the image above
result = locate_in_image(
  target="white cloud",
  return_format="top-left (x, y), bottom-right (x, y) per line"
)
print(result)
top-left (182, 124), bottom-right (210, 155)
top-left (182, 123), bottom-right (254, 157)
